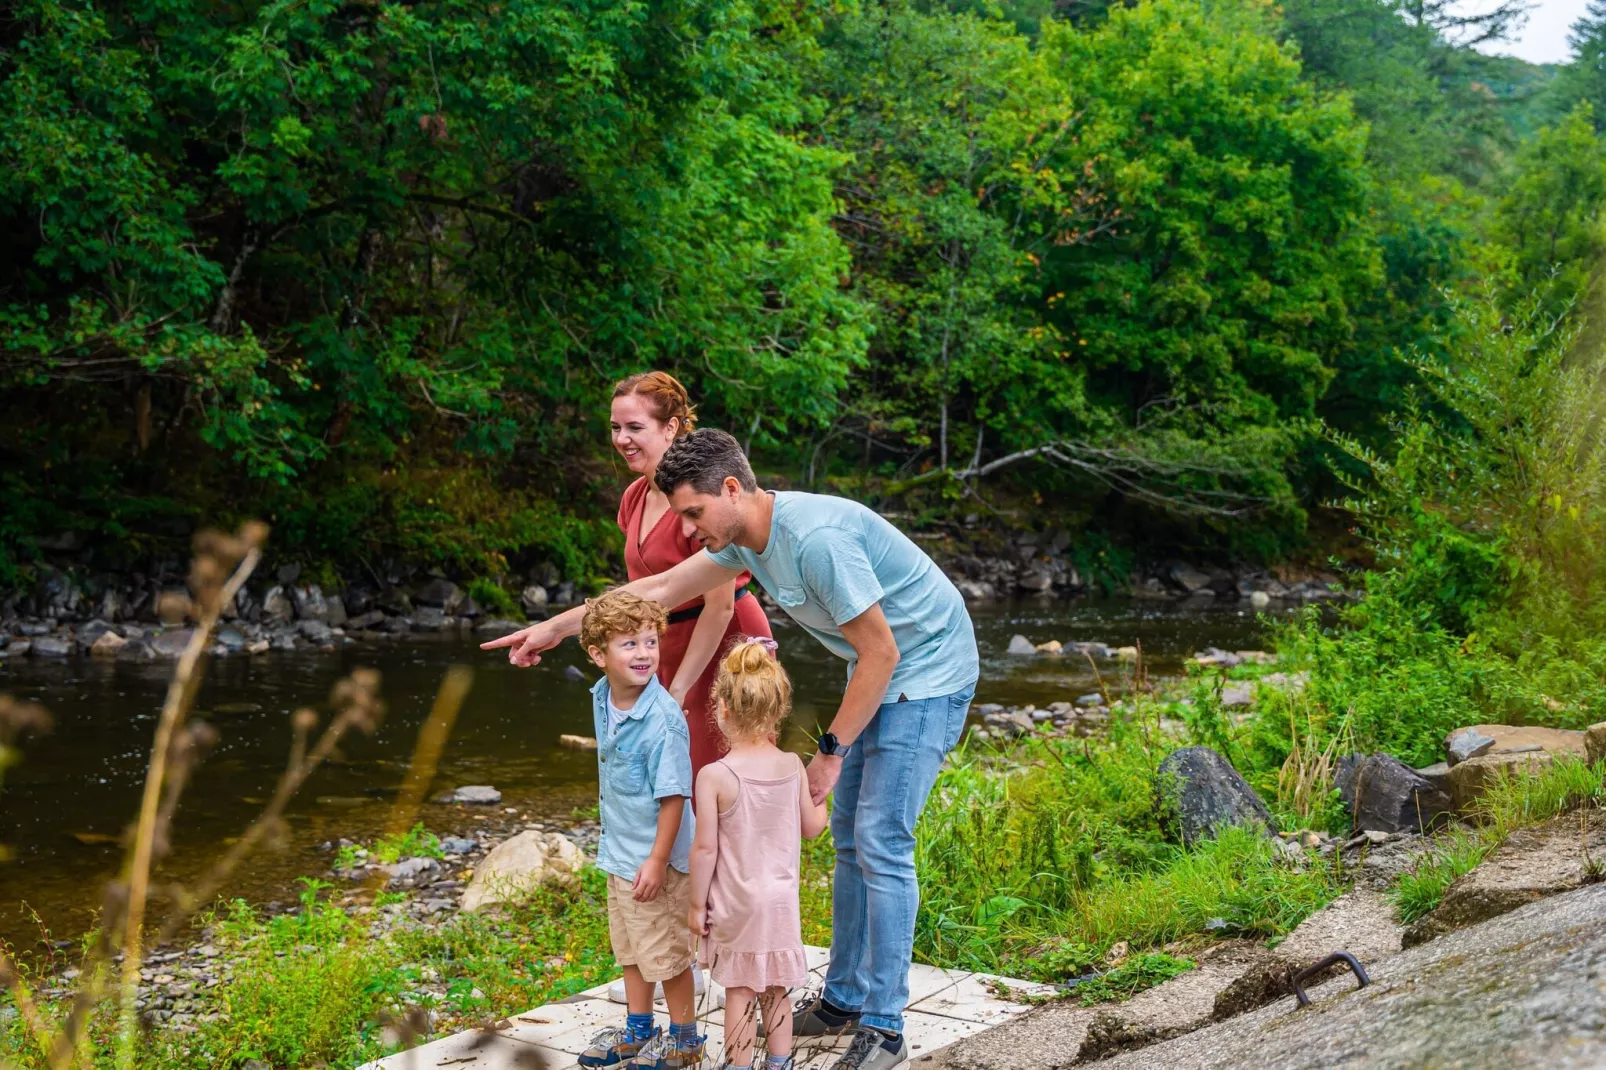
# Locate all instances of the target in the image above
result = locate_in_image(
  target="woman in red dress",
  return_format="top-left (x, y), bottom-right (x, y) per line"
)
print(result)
top-left (610, 372), bottom-right (773, 779)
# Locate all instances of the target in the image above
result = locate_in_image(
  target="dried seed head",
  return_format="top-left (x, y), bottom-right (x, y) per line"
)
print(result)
top-left (157, 591), bottom-right (194, 624)
top-left (331, 669), bottom-right (385, 735)
top-left (0, 695), bottom-right (53, 742)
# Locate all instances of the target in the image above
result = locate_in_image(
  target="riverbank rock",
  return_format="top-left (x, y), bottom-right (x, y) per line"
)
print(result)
top-left (450, 785), bottom-right (502, 805)
top-left (1335, 753), bottom-right (1452, 834)
top-left (1006, 634), bottom-right (1036, 656)
top-left (475, 618), bottom-right (524, 637)
top-left (292, 584), bottom-right (329, 621)
top-left (1589, 722), bottom-right (1606, 765)
top-left (1445, 724), bottom-right (1588, 811)
top-left (558, 734), bottom-right (598, 751)
top-left (520, 585), bottom-right (548, 616)
top-left (1156, 747), bottom-right (1274, 846)
top-left (90, 631), bottom-right (127, 657)
top-left (151, 629), bottom-right (193, 659)
top-left (383, 856), bottom-right (441, 888)
top-left (415, 578), bottom-right (463, 612)
top-left (1403, 808), bottom-right (1606, 948)
top-left (31, 635), bottom-right (70, 658)
top-left (461, 831), bottom-right (584, 911)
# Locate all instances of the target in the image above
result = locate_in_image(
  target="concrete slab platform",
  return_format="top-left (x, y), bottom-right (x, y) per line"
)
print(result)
top-left (364, 948), bottom-right (1044, 1070)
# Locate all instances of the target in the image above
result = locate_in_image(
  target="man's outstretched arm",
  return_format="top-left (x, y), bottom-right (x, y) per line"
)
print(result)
top-left (479, 552), bottom-right (742, 666)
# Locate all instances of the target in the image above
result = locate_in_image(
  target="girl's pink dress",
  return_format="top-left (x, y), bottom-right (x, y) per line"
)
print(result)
top-left (699, 757), bottom-right (810, 991)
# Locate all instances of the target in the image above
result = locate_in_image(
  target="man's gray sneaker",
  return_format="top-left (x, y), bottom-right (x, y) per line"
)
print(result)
top-left (829, 1026), bottom-right (907, 1070)
top-left (792, 990), bottom-right (860, 1045)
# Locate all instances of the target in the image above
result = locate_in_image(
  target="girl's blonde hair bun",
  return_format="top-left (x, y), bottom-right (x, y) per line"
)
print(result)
top-left (713, 638), bottom-right (791, 740)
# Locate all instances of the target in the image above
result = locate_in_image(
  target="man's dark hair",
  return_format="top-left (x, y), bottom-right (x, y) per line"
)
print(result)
top-left (655, 428), bottom-right (758, 496)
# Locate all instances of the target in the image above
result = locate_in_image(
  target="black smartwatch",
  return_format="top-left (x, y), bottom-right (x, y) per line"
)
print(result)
top-left (818, 732), bottom-right (849, 757)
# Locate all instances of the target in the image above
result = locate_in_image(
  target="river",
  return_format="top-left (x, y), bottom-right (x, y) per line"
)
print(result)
top-left (0, 598), bottom-right (1276, 952)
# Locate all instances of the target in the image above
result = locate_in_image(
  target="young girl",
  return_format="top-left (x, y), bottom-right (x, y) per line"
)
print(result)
top-left (688, 640), bottom-right (828, 1070)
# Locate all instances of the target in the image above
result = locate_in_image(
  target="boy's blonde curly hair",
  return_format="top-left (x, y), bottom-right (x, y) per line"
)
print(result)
top-left (580, 588), bottom-right (668, 653)
top-left (713, 639), bottom-right (791, 740)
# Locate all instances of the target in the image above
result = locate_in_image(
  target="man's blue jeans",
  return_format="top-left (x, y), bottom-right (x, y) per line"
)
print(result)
top-left (822, 684), bottom-right (975, 1033)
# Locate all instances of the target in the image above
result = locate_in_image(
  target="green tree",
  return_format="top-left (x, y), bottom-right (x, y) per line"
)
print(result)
top-left (1493, 102), bottom-right (1606, 314)
top-left (0, 0), bottom-right (865, 572)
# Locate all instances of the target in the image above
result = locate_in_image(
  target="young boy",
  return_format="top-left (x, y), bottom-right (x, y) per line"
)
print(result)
top-left (576, 589), bottom-right (704, 1070)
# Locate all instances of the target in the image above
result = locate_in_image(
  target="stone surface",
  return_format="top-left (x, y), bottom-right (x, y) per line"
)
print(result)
top-left (461, 831), bottom-right (584, 911)
top-left (1079, 943), bottom-right (1276, 1061)
top-left (74, 619), bottom-right (116, 649)
top-left (1445, 726), bottom-right (1496, 766)
top-left (1213, 888), bottom-right (1405, 1020)
top-left (1156, 746), bottom-right (1274, 846)
top-left (297, 619), bottom-right (334, 644)
top-left (1219, 685), bottom-right (1253, 708)
top-left (559, 734), bottom-right (598, 751)
top-left (1093, 881), bottom-right (1606, 1069)
top-left (1403, 809), bottom-right (1606, 948)
top-left (563, 664), bottom-right (587, 683)
top-left (1034, 639), bottom-right (1063, 654)
top-left (325, 595), bottom-right (348, 627)
top-left (117, 639), bottom-right (156, 663)
top-left (451, 785), bottom-right (503, 805)
top-left (1005, 634), bottom-right (1037, 656)
top-left (475, 618), bottom-right (525, 637)
top-left (383, 857), bottom-right (440, 887)
top-left (1335, 753), bottom-right (1452, 834)
top-left (1586, 722), bottom-right (1606, 766)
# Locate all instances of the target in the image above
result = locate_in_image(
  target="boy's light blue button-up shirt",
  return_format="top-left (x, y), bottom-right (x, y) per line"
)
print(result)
top-left (591, 675), bottom-right (694, 881)
top-left (707, 491), bottom-right (979, 704)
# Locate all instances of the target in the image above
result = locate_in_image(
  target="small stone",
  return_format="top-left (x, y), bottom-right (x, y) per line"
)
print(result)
top-left (1035, 639), bottom-right (1063, 655)
top-left (297, 619), bottom-right (334, 643)
top-left (559, 734), bottom-right (599, 751)
top-left (1445, 727), bottom-right (1497, 766)
top-left (246, 639), bottom-right (270, 655)
top-left (563, 665), bottom-right (586, 683)
top-left (1249, 591), bottom-right (1271, 610)
top-left (440, 837), bottom-right (477, 856)
top-left (1075, 692), bottom-right (1103, 708)
top-left (451, 786), bottom-right (502, 805)
top-left (117, 639), bottom-right (157, 663)
top-left (1006, 634), bottom-right (1037, 656)
top-left (1115, 646), bottom-right (1139, 662)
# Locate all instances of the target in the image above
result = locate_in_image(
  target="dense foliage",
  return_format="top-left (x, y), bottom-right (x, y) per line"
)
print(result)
top-left (0, 0), bottom-right (1599, 582)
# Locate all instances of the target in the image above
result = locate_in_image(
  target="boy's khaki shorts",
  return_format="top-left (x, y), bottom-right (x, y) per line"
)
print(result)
top-left (607, 869), bottom-right (694, 983)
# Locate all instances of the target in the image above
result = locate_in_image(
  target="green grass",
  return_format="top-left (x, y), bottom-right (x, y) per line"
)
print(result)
top-left (1072, 953), bottom-right (1196, 1004)
top-left (373, 823), bottom-right (444, 865)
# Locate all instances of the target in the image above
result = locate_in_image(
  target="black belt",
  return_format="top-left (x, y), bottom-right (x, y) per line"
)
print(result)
top-left (667, 587), bottom-right (750, 625)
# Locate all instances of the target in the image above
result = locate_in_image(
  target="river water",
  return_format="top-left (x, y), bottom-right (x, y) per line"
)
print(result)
top-left (0, 599), bottom-right (1276, 952)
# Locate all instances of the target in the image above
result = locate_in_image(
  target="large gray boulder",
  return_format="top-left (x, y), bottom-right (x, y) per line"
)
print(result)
top-left (1335, 753), bottom-right (1452, 834)
top-left (1156, 747), bottom-right (1274, 846)
top-left (292, 584), bottom-right (329, 621)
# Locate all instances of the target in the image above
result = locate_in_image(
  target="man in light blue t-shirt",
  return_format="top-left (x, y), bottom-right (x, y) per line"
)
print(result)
top-left (485, 429), bottom-right (979, 1070)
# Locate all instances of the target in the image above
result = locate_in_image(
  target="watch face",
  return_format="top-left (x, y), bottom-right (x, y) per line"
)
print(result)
top-left (820, 733), bottom-right (838, 755)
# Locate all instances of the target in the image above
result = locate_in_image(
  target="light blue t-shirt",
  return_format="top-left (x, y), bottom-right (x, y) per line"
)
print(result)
top-left (707, 491), bottom-right (979, 703)
top-left (591, 675), bottom-right (694, 881)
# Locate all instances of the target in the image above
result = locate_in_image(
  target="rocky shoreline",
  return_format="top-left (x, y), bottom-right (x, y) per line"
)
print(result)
top-left (0, 551), bottom-right (1353, 664)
